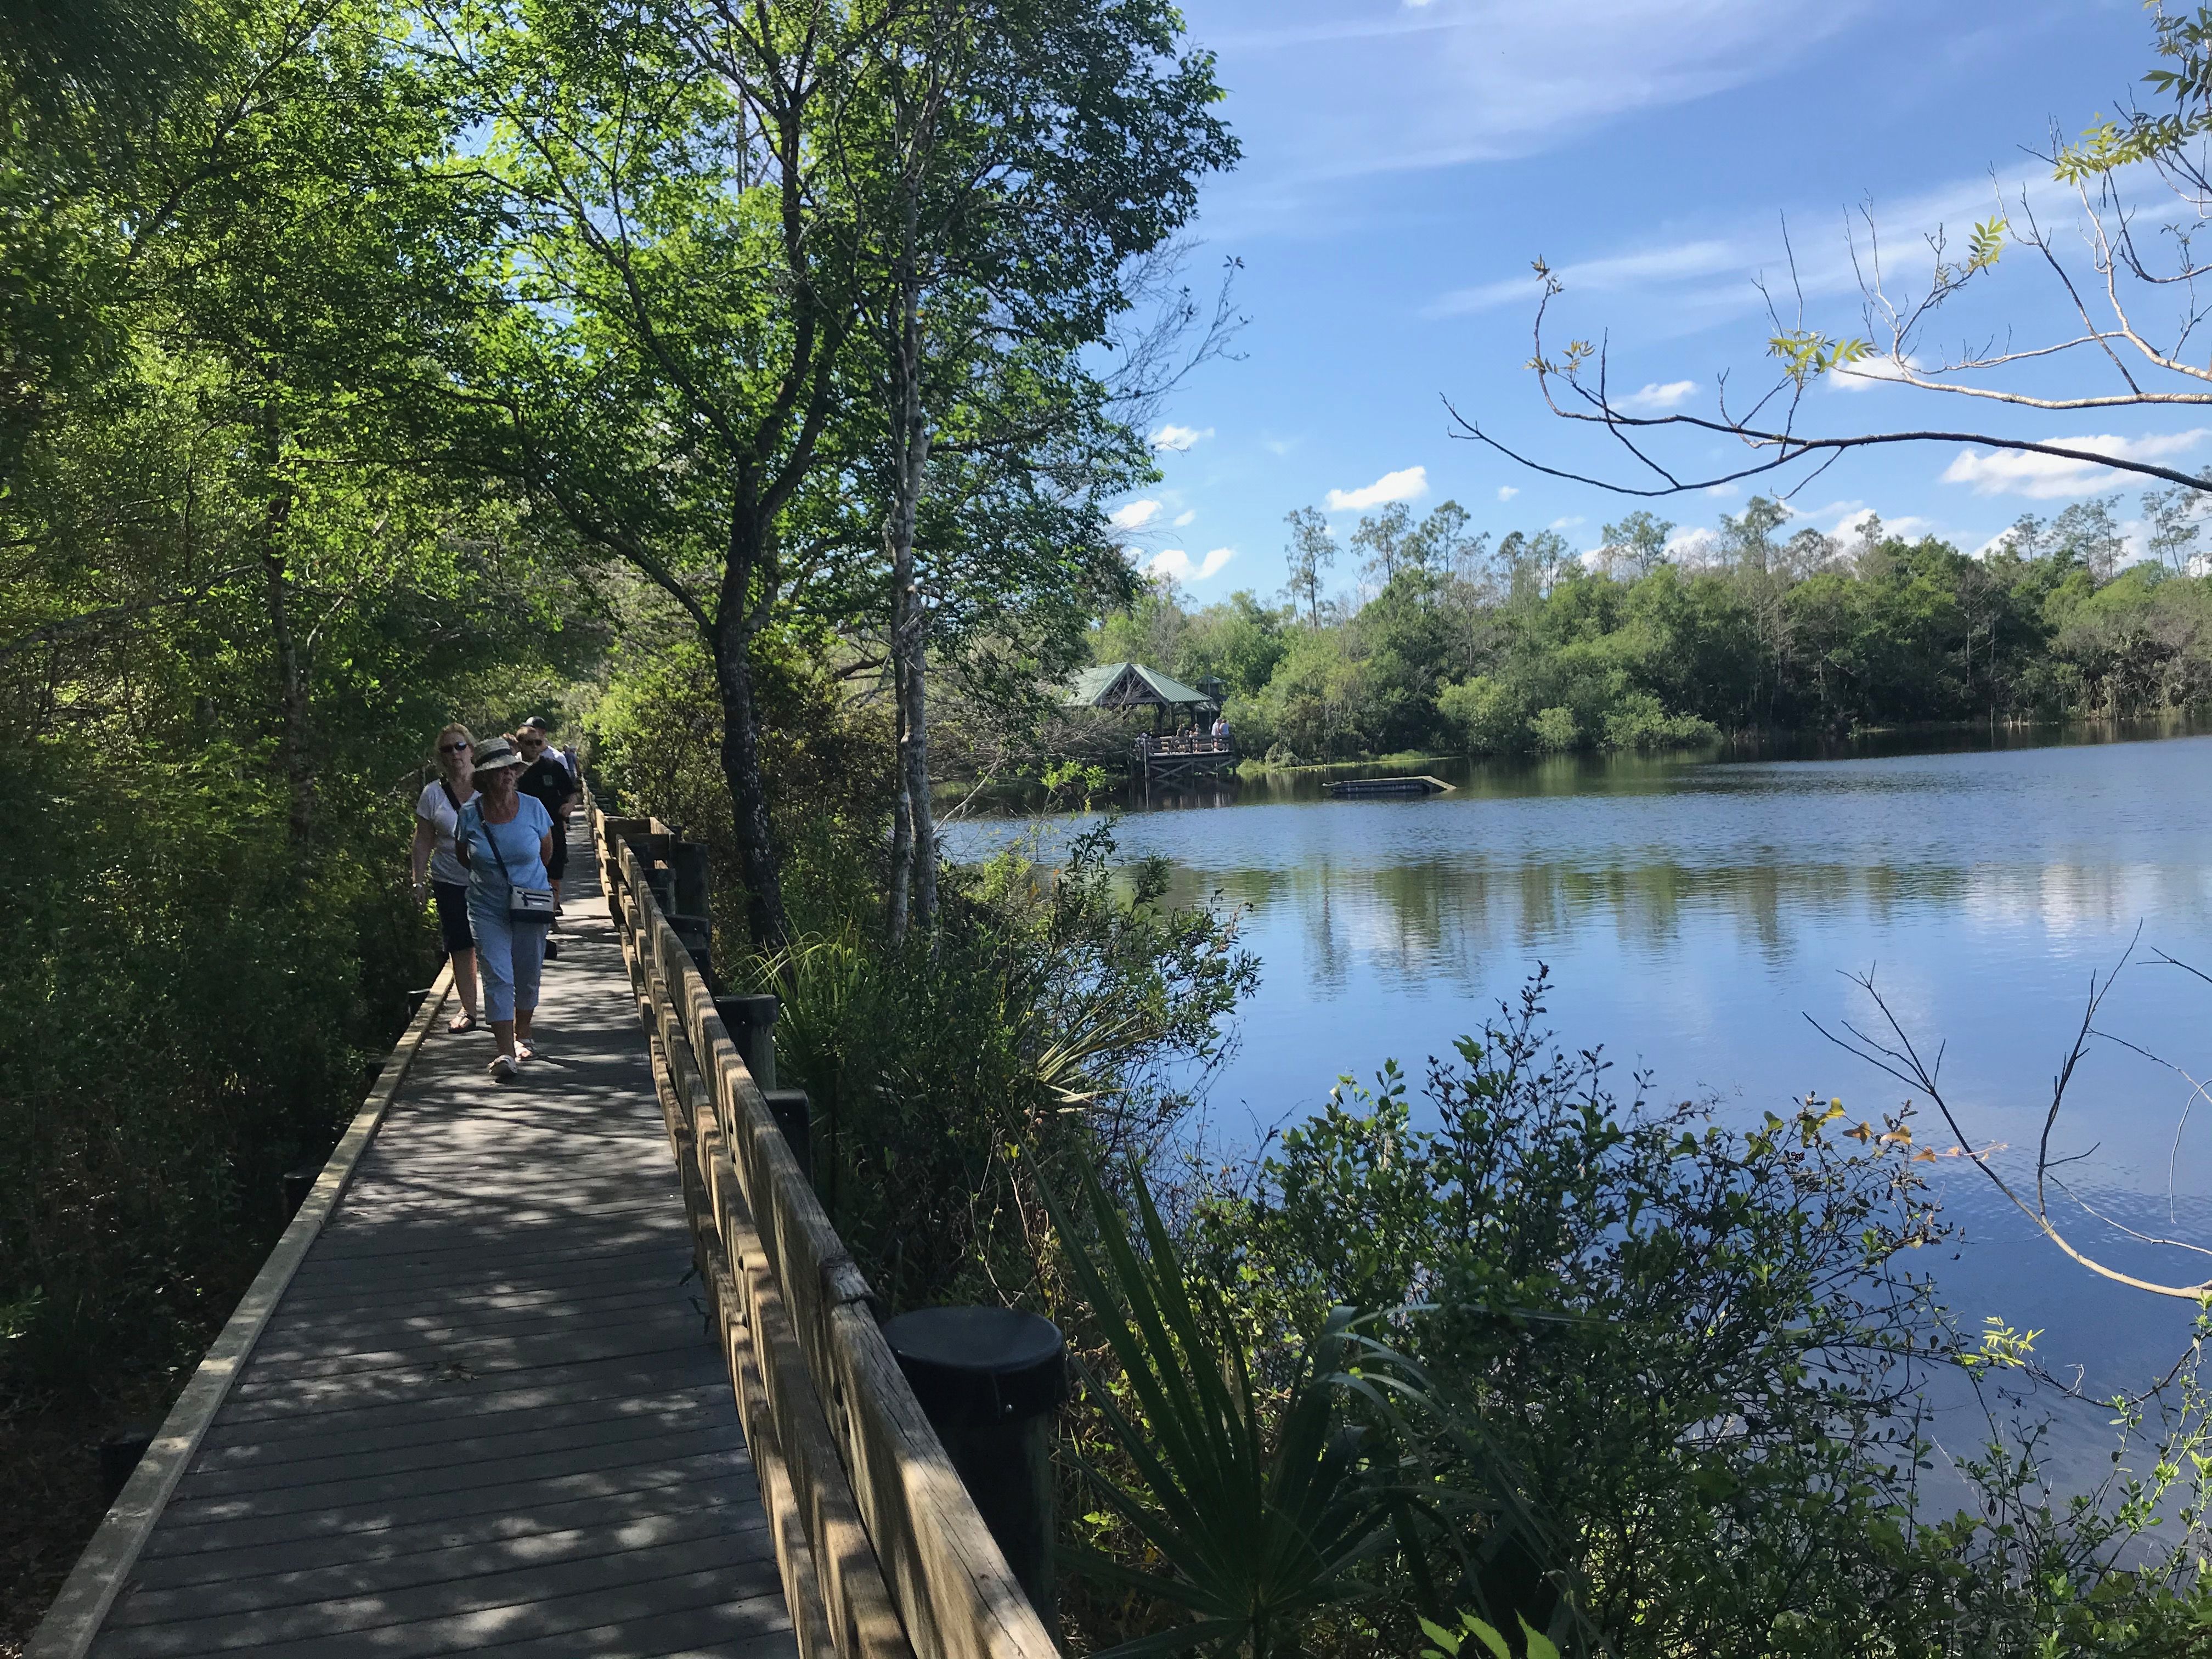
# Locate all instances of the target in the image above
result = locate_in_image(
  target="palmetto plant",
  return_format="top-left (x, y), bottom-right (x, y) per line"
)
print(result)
top-left (1045, 1157), bottom-right (1387, 1658)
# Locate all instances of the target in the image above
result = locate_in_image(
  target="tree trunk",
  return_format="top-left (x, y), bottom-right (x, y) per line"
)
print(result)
top-left (882, 207), bottom-right (936, 936)
top-left (713, 617), bottom-right (792, 953)
top-left (887, 642), bottom-right (913, 942)
top-left (258, 408), bottom-right (311, 843)
top-left (902, 589), bottom-right (936, 930)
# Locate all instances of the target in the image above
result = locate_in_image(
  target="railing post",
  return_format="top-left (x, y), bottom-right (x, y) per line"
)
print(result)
top-left (714, 992), bottom-right (778, 1091)
top-left (669, 839), bottom-right (710, 919)
top-left (882, 1307), bottom-right (1068, 1634)
top-left (762, 1088), bottom-right (812, 1182)
top-left (664, 841), bottom-right (714, 982)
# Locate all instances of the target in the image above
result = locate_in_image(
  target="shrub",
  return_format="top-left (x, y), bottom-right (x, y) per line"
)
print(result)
top-left (1525, 705), bottom-right (1578, 752)
top-left (1436, 675), bottom-right (1527, 755)
top-left (1599, 690), bottom-right (1720, 751)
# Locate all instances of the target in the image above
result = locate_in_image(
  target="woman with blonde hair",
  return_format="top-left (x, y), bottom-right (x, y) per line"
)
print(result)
top-left (409, 722), bottom-right (482, 1032)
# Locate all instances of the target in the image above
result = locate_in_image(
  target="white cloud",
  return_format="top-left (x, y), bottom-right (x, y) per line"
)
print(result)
top-left (1325, 465), bottom-right (1429, 511)
top-left (1109, 499), bottom-right (1162, 530)
top-left (1620, 379), bottom-right (1700, 411)
top-left (1429, 241), bottom-right (1740, 319)
top-left (1705, 482), bottom-right (1740, 498)
top-left (1550, 515), bottom-right (1585, 530)
top-left (1263, 435), bottom-right (1302, 456)
top-left (1939, 430), bottom-right (2212, 499)
top-left (1496, 485), bottom-right (1520, 501)
top-left (1829, 354), bottom-right (1924, 393)
top-left (1833, 506), bottom-right (1934, 541)
top-left (1664, 526), bottom-right (1724, 566)
top-left (1210, 0), bottom-right (1874, 203)
top-left (1418, 168), bottom-right (2096, 337)
top-left (1150, 424), bottom-right (1214, 453)
top-left (1172, 509), bottom-right (1197, 527)
top-left (1149, 546), bottom-right (1235, 583)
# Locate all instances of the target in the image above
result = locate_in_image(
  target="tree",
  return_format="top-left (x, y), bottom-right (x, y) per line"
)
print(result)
top-left (1597, 510), bottom-right (1674, 578)
top-left (1350, 500), bottom-right (1412, 589)
top-left (1283, 504), bottom-right (1335, 625)
top-left (421, 0), bottom-right (871, 949)
top-left (1452, 6), bottom-right (2212, 503)
top-left (1402, 499), bottom-right (1480, 578)
top-left (828, 0), bottom-right (1235, 938)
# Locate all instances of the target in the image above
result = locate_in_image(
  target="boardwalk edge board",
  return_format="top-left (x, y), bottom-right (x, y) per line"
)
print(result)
top-left (595, 793), bottom-right (1059, 1659)
top-left (26, 965), bottom-right (456, 1659)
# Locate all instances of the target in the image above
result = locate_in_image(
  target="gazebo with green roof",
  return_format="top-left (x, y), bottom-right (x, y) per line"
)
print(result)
top-left (1065, 661), bottom-right (1235, 781)
top-left (1064, 661), bottom-right (1217, 732)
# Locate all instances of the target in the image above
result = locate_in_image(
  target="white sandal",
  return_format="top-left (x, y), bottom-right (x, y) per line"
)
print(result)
top-left (488, 1052), bottom-right (518, 1080)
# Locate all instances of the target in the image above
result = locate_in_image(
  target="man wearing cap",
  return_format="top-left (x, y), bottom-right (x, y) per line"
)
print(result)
top-left (514, 719), bottom-right (577, 959)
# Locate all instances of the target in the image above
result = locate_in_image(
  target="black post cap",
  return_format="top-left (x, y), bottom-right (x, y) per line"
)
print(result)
top-left (883, 1307), bottom-right (1067, 1428)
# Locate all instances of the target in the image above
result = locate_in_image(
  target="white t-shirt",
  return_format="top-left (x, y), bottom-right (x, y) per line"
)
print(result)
top-left (416, 779), bottom-right (478, 887)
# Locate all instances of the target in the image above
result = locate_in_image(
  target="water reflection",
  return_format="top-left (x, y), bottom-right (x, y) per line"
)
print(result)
top-left (946, 726), bottom-right (2212, 1432)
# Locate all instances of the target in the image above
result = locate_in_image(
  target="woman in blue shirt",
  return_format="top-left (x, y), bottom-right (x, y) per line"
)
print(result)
top-left (454, 735), bottom-right (555, 1080)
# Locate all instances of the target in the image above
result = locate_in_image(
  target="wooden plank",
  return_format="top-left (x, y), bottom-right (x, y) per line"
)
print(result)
top-left (461, 1600), bottom-right (797, 1659)
top-left (123, 1483), bottom-right (764, 1594)
top-left (710, 1175), bottom-right (910, 1659)
top-left (637, 970), bottom-right (906, 1659)
top-left (133, 1451), bottom-right (758, 1562)
top-left (247, 1285), bottom-right (680, 1363)
top-left (215, 1348), bottom-right (714, 1426)
top-left (615, 838), bottom-right (1057, 1659)
top-left (825, 1306), bottom-right (1048, 1659)
top-left (697, 1251), bottom-right (838, 1659)
top-left (107, 1505), bottom-right (771, 1627)
top-left (284, 1239), bottom-right (688, 1297)
top-left (95, 1548), bottom-right (785, 1659)
top-left (155, 1424), bottom-right (750, 1531)
top-left (215, 1307), bottom-right (710, 1388)
top-left (26, 964), bottom-right (456, 1659)
top-left (194, 1382), bottom-right (730, 1470)
top-left (171, 1402), bottom-right (736, 1503)
top-left (218, 1338), bottom-right (720, 1423)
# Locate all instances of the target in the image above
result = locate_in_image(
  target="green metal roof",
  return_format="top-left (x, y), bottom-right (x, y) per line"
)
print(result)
top-left (1064, 661), bottom-right (1214, 709)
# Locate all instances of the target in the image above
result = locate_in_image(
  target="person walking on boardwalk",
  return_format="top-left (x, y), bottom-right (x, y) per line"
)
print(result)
top-left (410, 723), bottom-right (482, 1032)
top-left (454, 735), bottom-right (555, 1080)
top-left (514, 717), bottom-right (576, 960)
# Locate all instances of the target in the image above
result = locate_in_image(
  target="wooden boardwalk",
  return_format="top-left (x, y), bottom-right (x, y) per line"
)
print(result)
top-left (76, 829), bottom-right (797, 1659)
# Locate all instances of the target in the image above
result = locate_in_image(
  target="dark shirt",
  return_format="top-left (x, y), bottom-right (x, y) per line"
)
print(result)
top-left (516, 755), bottom-right (575, 819)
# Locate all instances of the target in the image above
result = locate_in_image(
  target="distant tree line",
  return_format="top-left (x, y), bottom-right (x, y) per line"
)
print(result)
top-left (1093, 489), bottom-right (2212, 763)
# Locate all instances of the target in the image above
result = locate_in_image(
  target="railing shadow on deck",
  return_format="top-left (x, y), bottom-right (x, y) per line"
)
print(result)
top-left (591, 794), bottom-right (1060, 1659)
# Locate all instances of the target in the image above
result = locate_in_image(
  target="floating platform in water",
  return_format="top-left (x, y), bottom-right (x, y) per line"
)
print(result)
top-left (1324, 774), bottom-right (1455, 798)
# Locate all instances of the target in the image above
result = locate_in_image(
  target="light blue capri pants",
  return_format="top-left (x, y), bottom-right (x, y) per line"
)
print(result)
top-left (468, 892), bottom-right (545, 1023)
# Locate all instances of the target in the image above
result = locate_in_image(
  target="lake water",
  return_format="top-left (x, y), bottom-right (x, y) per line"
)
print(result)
top-left (947, 724), bottom-right (2212, 1481)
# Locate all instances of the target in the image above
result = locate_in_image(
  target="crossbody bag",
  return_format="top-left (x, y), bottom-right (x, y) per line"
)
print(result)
top-left (467, 802), bottom-right (557, 927)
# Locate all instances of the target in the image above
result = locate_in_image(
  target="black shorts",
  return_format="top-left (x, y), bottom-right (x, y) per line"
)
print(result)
top-left (432, 881), bottom-right (475, 953)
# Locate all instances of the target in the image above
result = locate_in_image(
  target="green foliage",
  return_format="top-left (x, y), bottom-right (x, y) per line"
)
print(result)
top-left (0, 746), bottom-right (437, 1399)
top-left (1047, 1159), bottom-right (1383, 1659)
top-left (752, 823), bottom-right (1257, 1311)
top-left (1192, 972), bottom-right (1958, 1654)
top-left (1147, 972), bottom-right (2212, 1655)
top-left (1420, 1611), bottom-right (1558, 1659)
top-left (1091, 492), bottom-right (2212, 768)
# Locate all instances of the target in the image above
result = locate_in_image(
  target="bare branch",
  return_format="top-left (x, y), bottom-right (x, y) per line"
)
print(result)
top-left (1809, 941), bottom-right (2212, 1302)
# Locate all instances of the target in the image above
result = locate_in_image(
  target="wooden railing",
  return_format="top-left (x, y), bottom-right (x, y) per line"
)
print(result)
top-left (1136, 732), bottom-right (1234, 757)
top-left (590, 797), bottom-right (1059, 1659)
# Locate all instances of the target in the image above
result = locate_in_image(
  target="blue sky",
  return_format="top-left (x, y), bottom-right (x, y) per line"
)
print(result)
top-left (1121, 0), bottom-right (2193, 598)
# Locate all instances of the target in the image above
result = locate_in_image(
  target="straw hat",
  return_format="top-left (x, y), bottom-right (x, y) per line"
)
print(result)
top-left (470, 736), bottom-right (528, 774)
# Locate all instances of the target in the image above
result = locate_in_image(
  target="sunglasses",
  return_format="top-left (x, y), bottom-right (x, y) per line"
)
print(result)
top-left (439, 740), bottom-right (471, 753)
